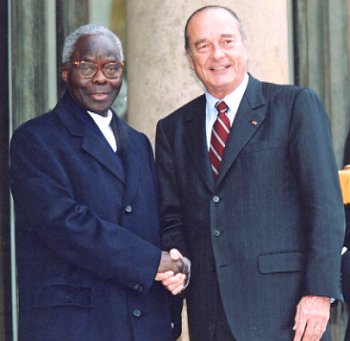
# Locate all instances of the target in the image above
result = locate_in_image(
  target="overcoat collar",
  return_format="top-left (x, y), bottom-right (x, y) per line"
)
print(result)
top-left (53, 91), bottom-right (140, 203)
top-left (184, 75), bottom-right (267, 191)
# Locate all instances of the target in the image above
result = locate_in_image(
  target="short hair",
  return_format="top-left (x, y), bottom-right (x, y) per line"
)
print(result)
top-left (62, 23), bottom-right (124, 64)
top-left (184, 6), bottom-right (246, 53)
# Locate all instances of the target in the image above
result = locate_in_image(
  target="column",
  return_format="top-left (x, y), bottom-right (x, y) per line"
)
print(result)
top-left (11, 0), bottom-right (52, 128)
top-left (0, 0), bottom-right (10, 339)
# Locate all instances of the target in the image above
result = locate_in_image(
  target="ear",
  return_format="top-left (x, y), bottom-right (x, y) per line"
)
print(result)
top-left (186, 52), bottom-right (195, 70)
top-left (61, 64), bottom-right (69, 83)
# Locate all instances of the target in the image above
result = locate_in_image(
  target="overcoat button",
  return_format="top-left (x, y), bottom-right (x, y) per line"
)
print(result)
top-left (212, 196), bottom-right (220, 203)
top-left (125, 205), bottom-right (132, 213)
top-left (213, 230), bottom-right (221, 237)
top-left (132, 309), bottom-right (141, 318)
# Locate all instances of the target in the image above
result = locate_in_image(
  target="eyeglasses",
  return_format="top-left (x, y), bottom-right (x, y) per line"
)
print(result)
top-left (71, 61), bottom-right (124, 79)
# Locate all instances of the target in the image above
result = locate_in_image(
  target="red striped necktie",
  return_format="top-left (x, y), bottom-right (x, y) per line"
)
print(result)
top-left (209, 101), bottom-right (230, 178)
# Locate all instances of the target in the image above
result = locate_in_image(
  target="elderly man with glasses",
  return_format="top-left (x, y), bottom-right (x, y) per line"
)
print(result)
top-left (10, 24), bottom-right (188, 341)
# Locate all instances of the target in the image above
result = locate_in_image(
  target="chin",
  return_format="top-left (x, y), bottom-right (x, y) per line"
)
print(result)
top-left (87, 106), bottom-right (110, 116)
top-left (89, 101), bottom-right (112, 112)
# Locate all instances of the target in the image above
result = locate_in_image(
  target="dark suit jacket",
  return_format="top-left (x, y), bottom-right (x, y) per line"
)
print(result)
top-left (10, 91), bottom-right (172, 341)
top-left (155, 76), bottom-right (345, 341)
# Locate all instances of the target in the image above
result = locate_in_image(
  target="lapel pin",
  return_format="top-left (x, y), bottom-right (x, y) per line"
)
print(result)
top-left (251, 120), bottom-right (258, 126)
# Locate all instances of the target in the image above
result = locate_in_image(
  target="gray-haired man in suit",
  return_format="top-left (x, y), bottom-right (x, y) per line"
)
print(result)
top-left (155, 6), bottom-right (345, 341)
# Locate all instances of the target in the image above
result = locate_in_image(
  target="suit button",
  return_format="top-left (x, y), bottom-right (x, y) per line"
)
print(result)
top-left (125, 205), bottom-right (132, 213)
top-left (132, 308), bottom-right (141, 318)
top-left (212, 196), bottom-right (220, 203)
top-left (213, 230), bottom-right (221, 237)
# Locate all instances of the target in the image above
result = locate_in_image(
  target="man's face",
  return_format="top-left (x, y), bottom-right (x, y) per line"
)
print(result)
top-left (62, 33), bottom-right (122, 116)
top-left (186, 8), bottom-right (248, 99)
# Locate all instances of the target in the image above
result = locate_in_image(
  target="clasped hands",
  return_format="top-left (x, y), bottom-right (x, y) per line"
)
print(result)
top-left (155, 249), bottom-right (190, 295)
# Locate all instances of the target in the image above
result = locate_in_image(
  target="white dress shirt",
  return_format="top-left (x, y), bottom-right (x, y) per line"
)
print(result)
top-left (87, 110), bottom-right (117, 152)
top-left (205, 73), bottom-right (249, 150)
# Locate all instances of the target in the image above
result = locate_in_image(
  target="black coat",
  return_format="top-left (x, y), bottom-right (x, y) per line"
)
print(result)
top-left (10, 92), bottom-right (173, 341)
top-left (155, 76), bottom-right (345, 341)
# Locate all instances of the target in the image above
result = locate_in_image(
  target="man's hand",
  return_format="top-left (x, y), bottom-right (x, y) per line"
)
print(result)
top-left (155, 249), bottom-right (190, 295)
top-left (155, 271), bottom-right (187, 295)
top-left (293, 296), bottom-right (330, 341)
top-left (157, 249), bottom-right (185, 275)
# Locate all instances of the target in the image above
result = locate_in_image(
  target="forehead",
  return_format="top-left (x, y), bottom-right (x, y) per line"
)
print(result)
top-left (187, 8), bottom-right (241, 40)
top-left (72, 33), bottom-right (118, 59)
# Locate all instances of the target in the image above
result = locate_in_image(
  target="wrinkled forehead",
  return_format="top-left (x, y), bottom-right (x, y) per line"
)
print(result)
top-left (187, 8), bottom-right (241, 38)
top-left (72, 33), bottom-right (119, 60)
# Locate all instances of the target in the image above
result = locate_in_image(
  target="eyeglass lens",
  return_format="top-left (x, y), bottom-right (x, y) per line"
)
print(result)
top-left (75, 62), bottom-right (122, 78)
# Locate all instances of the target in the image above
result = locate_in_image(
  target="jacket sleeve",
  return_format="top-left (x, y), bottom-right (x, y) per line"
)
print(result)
top-left (155, 119), bottom-right (189, 258)
top-left (289, 88), bottom-right (345, 300)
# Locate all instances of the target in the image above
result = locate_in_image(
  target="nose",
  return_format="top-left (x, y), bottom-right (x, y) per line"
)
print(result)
top-left (212, 44), bottom-right (225, 59)
top-left (92, 68), bottom-right (107, 84)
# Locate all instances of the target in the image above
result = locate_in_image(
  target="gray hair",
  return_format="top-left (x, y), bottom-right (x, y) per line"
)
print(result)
top-left (184, 6), bottom-right (247, 53)
top-left (62, 24), bottom-right (124, 64)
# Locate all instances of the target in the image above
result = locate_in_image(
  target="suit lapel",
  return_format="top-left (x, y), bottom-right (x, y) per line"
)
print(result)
top-left (113, 116), bottom-right (140, 204)
top-left (217, 77), bottom-right (267, 184)
top-left (81, 129), bottom-right (126, 184)
top-left (184, 95), bottom-right (215, 191)
top-left (54, 92), bottom-right (126, 184)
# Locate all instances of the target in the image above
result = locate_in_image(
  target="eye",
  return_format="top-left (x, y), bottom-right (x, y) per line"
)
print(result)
top-left (79, 62), bottom-right (94, 71)
top-left (105, 63), bottom-right (119, 72)
top-left (197, 42), bottom-right (209, 52)
top-left (223, 38), bottom-right (236, 46)
top-left (103, 63), bottom-right (123, 78)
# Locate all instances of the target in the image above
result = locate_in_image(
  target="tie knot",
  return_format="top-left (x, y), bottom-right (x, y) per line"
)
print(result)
top-left (215, 101), bottom-right (228, 114)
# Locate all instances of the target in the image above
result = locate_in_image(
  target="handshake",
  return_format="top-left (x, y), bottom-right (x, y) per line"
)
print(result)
top-left (155, 249), bottom-right (191, 295)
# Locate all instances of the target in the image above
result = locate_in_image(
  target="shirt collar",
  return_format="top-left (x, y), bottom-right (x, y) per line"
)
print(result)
top-left (87, 109), bottom-right (113, 128)
top-left (205, 73), bottom-right (249, 120)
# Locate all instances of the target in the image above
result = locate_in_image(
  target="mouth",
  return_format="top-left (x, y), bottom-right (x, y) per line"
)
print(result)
top-left (90, 92), bottom-right (110, 101)
top-left (209, 65), bottom-right (230, 71)
top-left (209, 64), bottom-right (232, 75)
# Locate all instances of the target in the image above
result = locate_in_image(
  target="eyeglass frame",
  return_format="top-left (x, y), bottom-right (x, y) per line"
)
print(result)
top-left (70, 60), bottom-right (124, 79)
